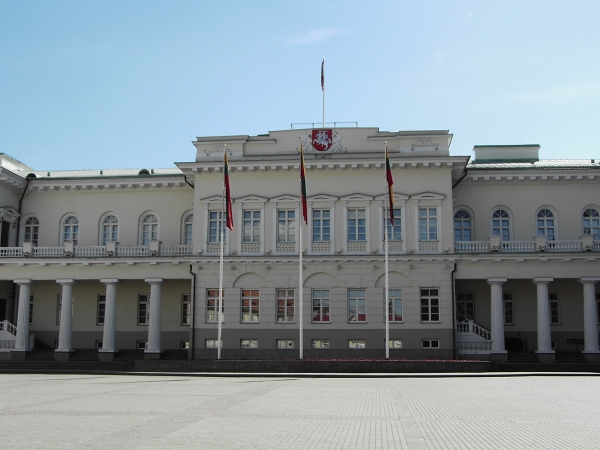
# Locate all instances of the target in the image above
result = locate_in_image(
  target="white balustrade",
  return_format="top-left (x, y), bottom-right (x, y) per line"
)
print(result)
top-left (0, 247), bottom-right (23, 257)
top-left (500, 241), bottom-right (536, 252)
top-left (418, 241), bottom-right (439, 253)
top-left (454, 241), bottom-right (490, 253)
top-left (0, 320), bottom-right (17, 335)
top-left (33, 247), bottom-right (64, 257)
top-left (547, 240), bottom-right (582, 252)
top-left (241, 243), bottom-right (261, 254)
top-left (311, 241), bottom-right (331, 253)
top-left (0, 340), bottom-right (16, 350)
top-left (594, 241), bottom-right (600, 251)
top-left (276, 242), bottom-right (296, 254)
top-left (74, 246), bottom-right (107, 257)
top-left (347, 241), bottom-right (367, 253)
top-left (117, 246), bottom-right (150, 257)
top-left (160, 245), bottom-right (193, 256)
top-left (206, 243), bottom-right (221, 254)
top-left (457, 340), bottom-right (493, 353)
top-left (387, 241), bottom-right (403, 253)
top-left (456, 320), bottom-right (491, 340)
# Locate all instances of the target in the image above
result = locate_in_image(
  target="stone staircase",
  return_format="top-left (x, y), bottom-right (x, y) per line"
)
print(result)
top-left (507, 351), bottom-right (539, 363)
top-left (555, 352), bottom-right (588, 364)
top-left (456, 320), bottom-right (492, 355)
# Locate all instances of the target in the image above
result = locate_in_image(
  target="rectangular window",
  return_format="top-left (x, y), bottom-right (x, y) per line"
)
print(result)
top-left (389, 339), bottom-right (403, 349)
top-left (348, 339), bottom-right (366, 349)
top-left (208, 211), bottom-right (226, 243)
top-left (29, 296), bottom-right (33, 325)
top-left (180, 341), bottom-right (189, 350)
top-left (550, 293), bottom-right (560, 325)
top-left (422, 340), bottom-right (440, 348)
top-left (206, 289), bottom-right (225, 323)
top-left (276, 339), bottom-right (294, 349)
top-left (276, 289), bottom-right (294, 322)
top-left (420, 288), bottom-right (439, 322)
top-left (205, 339), bottom-right (220, 349)
top-left (97, 294), bottom-right (106, 325)
top-left (504, 293), bottom-right (514, 325)
top-left (136, 340), bottom-right (148, 350)
top-left (240, 339), bottom-right (258, 349)
top-left (347, 209), bottom-right (366, 241)
top-left (387, 289), bottom-right (402, 322)
top-left (311, 339), bottom-right (329, 349)
top-left (348, 289), bottom-right (367, 322)
top-left (312, 289), bottom-right (330, 322)
top-left (241, 289), bottom-right (260, 322)
top-left (312, 209), bottom-right (331, 242)
top-left (137, 294), bottom-right (150, 325)
top-left (419, 208), bottom-right (437, 241)
top-left (56, 294), bottom-right (62, 325)
top-left (384, 208), bottom-right (402, 241)
top-left (277, 210), bottom-right (296, 242)
top-left (181, 294), bottom-right (191, 326)
top-left (95, 340), bottom-right (103, 350)
top-left (456, 293), bottom-right (475, 322)
top-left (242, 210), bottom-right (261, 243)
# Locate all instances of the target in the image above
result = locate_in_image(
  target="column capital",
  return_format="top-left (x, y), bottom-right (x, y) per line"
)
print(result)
top-left (145, 278), bottom-right (164, 285)
top-left (100, 278), bottom-right (120, 285)
top-left (56, 279), bottom-right (77, 286)
top-left (579, 278), bottom-right (600, 285)
top-left (533, 277), bottom-right (553, 285)
top-left (487, 278), bottom-right (507, 286)
top-left (14, 279), bottom-right (32, 285)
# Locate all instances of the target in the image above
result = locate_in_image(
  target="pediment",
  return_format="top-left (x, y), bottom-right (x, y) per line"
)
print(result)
top-left (340, 193), bottom-right (374, 202)
top-left (411, 192), bottom-right (445, 200)
top-left (374, 192), bottom-right (409, 201)
top-left (306, 194), bottom-right (339, 202)
top-left (270, 194), bottom-right (299, 203)
top-left (236, 195), bottom-right (268, 203)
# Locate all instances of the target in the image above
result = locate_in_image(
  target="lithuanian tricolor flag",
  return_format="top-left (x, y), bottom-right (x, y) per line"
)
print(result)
top-left (224, 151), bottom-right (234, 230)
top-left (300, 142), bottom-right (308, 224)
top-left (386, 146), bottom-right (394, 225)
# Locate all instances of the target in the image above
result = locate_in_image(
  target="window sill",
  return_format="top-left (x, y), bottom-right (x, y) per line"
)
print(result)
top-left (420, 321), bottom-right (441, 324)
top-left (275, 321), bottom-right (296, 324)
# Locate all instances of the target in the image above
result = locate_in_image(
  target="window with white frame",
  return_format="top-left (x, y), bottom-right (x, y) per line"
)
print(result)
top-left (136, 340), bottom-right (148, 350)
top-left (422, 340), bottom-right (440, 348)
top-left (348, 339), bottom-right (366, 349)
top-left (276, 289), bottom-right (294, 322)
top-left (419, 208), bottom-right (437, 241)
top-left (182, 213), bottom-right (193, 245)
top-left (420, 288), bottom-right (439, 322)
top-left (312, 209), bottom-right (331, 242)
top-left (140, 214), bottom-right (158, 245)
top-left (137, 294), bottom-right (150, 325)
top-left (277, 210), bottom-right (295, 242)
top-left (384, 208), bottom-right (402, 241)
top-left (56, 294), bottom-right (62, 325)
top-left (101, 215), bottom-right (118, 245)
top-left (181, 294), bottom-right (191, 325)
top-left (312, 289), bottom-right (330, 322)
top-left (454, 210), bottom-right (472, 242)
top-left (537, 209), bottom-right (555, 241)
top-left (348, 289), bottom-right (367, 322)
top-left (492, 209), bottom-right (510, 241)
top-left (205, 339), bottom-right (220, 349)
top-left (242, 210), bottom-right (261, 243)
top-left (24, 217), bottom-right (39, 246)
top-left (29, 296), bottom-right (33, 325)
top-left (97, 295), bottom-right (106, 325)
top-left (389, 340), bottom-right (403, 348)
top-left (241, 289), bottom-right (260, 322)
top-left (456, 293), bottom-right (474, 322)
top-left (276, 339), bottom-right (294, 349)
top-left (550, 293), bottom-right (560, 324)
top-left (311, 339), bottom-right (329, 349)
top-left (180, 341), bottom-right (189, 350)
top-left (206, 289), bottom-right (224, 323)
top-left (583, 208), bottom-right (600, 239)
top-left (208, 211), bottom-right (226, 243)
top-left (240, 339), bottom-right (258, 349)
top-left (503, 293), bottom-right (514, 325)
top-left (387, 289), bottom-right (403, 322)
top-left (62, 215), bottom-right (79, 245)
top-left (95, 340), bottom-right (103, 350)
top-left (347, 209), bottom-right (366, 241)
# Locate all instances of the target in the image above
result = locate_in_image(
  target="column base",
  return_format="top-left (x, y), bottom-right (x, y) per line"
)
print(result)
top-left (144, 349), bottom-right (162, 360)
top-left (535, 351), bottom-right (555, 363)
top-left (582, 352), bottom-right (600, 364)
top-left (11, 350), bottom-right (29, 361)
top-left (98, 350), bottom-right (118, 362)
top-left (490, 351), bottom-right (508, 364)
top-left (54, 350), bottom-right (73, 361)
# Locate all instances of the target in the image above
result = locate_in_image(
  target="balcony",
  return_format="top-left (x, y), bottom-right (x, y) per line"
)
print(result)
top-left (455, 236), bottom-right (600, 254)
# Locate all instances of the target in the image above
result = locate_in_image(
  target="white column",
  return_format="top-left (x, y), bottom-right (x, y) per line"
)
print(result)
top-left (487, 278), bottom-right (507, 353)
top-left (56, 279), bottom-right (76, 352)
top-left (100, 279), bottom-right (119, 353)
top-left (14, 279), bottom-right (32, 351)
top-left (533, 278), bottom-right (554, 354)
top-left (145, 278), bottom-right (163, 355)
top-left (580, 278), bottom-right (600, 353)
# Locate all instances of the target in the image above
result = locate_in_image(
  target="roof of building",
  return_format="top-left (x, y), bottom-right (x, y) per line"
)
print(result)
top-left (468, 159), bottom-right (600, 170)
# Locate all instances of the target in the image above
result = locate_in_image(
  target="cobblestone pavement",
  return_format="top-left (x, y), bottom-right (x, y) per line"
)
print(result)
top-left (1, 373), bottom-right (600, 449)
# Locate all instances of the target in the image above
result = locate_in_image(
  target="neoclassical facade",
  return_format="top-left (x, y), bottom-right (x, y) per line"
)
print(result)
top-left (0, 127), bottom-right (598, 363)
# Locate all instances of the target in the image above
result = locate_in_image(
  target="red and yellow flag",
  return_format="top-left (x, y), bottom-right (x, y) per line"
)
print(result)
top-left (300, 142), bottom-right (308, 224)
top-left (386, 146), bottom-right (394, 225)
top-left (224, 151), bottom-right (234, 230)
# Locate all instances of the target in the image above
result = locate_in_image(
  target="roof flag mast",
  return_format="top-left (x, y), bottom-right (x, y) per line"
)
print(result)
top-left (321, 59), bottom-right (325, 127)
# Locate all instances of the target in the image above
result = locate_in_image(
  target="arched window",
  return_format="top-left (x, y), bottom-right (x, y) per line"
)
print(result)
top-left (183, 213), bottom-right (193, 245)
top-left (492, 209), bottom-right (510, 241)
top-left (62, 216), bottom-right (79, 245)
top-left (454, 210), bottom-right (472, 242)
top-left (140, 214), bottom-right (158, 245)
top-left (101, 215), bottom-right (118, 245)
top-left (583, 208), bottom-right (600, 239)
top-left (24, 217), bottom-right (39, 246)
top-left (537, 209), bottom-right (555, 241)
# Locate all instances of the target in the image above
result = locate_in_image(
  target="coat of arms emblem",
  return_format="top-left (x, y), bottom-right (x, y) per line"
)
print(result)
top-left (311, 129), bottom-right (333, 152)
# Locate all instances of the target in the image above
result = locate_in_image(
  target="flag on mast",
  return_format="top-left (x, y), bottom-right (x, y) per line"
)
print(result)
top-left (300, 142), bottom-right (308, 224)
top-left (321, 59), bottom-right (324, 91)
top-left (386, 145), bottom-right (394, 225)
top-left (224, 151), bottom-right (234, 230)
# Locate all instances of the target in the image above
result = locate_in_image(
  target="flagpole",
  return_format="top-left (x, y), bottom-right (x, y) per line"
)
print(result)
top-left (218, 145), bottom-right (226, 360)
top-left (299, 200), bottom-right (303, 360)
top-left (384, 141), bottom-right (390, 360)
top-left (321, 58), bottom-right (325, 127)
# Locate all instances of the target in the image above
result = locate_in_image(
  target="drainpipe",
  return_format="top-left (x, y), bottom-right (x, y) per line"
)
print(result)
top-left (451, 262), bottom-right (457, 360)
top-left (189, 264), bottom-right (196, 360)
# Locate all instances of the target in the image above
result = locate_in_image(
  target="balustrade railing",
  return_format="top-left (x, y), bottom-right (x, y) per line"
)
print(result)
top-left (457, 340), bottom-right (492, 352)
top-left (0, 340), bottom-right (15, 350)
top-left (311, 242), bottom-right (331, 253)
top-left (161, 245), bottom-right (193, 256)
top-left (386, 241), bottom-right (404, 253)
top-left (418, 241), bottom-right (439, 253)
top-left (0, 248), bottom-right (23, 257)
top-left (276, 242), bottom-right (296, 254)
top-left (454, 241), bottom-right (490, 253)
top-left (0, 320), bottom-right (17, 336)
top-left (33, 247), bottom-right (64, 257)
top-left (117, 246), bottom-right (150, 257)
top-left (347, 241), bottom-right (367, 253)
top-left (500, 241), bottom-right (536, 253)
top-left (75, 246), bottom-right (107, 257)
top-left (456, 320), bottom-right (491, 340)
top-left (546, 240), bottom-right (581, 252)
top-left (240, 243), bottom-right (261, 254)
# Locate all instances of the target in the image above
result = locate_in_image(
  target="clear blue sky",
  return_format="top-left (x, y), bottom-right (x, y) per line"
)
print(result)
top-left (1, 0), bottom-right (599, 170)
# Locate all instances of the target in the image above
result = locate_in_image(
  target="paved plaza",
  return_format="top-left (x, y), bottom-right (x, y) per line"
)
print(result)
top-left (1, 373), bottom-right (600, 449)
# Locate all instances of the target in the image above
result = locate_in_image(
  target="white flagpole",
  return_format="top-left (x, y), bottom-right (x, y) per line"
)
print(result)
top-left (299, 201), bottom-right (303, 360)
top-left (384, 142), bottom-right (390, 360)
top-left (218, 145), bottom-right (226, 360)
top-left (322, 58), bottom-right (325, 128)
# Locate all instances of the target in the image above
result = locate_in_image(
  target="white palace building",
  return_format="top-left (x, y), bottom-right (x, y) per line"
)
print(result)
top-left (0, 126), bottom-right (599, 364)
